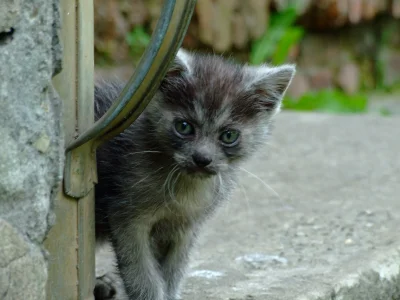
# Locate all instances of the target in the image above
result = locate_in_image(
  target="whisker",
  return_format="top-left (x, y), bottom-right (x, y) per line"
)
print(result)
top-left (163, 164), bottom-right (177, 191)
top-left (238, 180), bottom-right (251, 217)
top-left (218, 173), bottom-right (223, 188)
top-left (129, 166), bottom-right (164, 190)
top-left (238, 167), bottom-right (281, 199)
top-left (162, 164), bottom-right (176, 206)
top-left (213, 174), bottom-right (224, 200)
top-left (168, 166), bottom-right (181, 204)
top-left (162, 164), bottom-right (181, 215)
top-left (214, 163), bottom-right (228, 167)
top-left (122, 150), bottom-right (163, 158)
top-left (131, 151), bottom-right (162, 154)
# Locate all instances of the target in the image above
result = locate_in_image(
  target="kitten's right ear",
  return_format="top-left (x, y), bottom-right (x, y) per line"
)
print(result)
top-left (244, 64), bottom-right (296, 114)
top-left (165, 49), bottom-right (192, 78)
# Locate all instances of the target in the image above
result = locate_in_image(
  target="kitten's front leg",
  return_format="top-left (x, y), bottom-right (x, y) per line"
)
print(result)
top-left (110, 219), bottom-right (166, 300)
top-left (161, 230), bottom-right (195, 300)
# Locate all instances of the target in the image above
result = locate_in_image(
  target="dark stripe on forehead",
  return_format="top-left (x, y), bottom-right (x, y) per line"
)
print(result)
top-left (230, 92), bottom-right (262, 122)
top-left (160, 53), bottom-right (248, 124)
top-left (191, 54), bottom-right (244, 116)
top-left (159, 75), bottom-right (196, 111)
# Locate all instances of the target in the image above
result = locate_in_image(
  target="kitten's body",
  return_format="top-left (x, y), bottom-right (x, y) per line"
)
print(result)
top-left (95, 81), bottom-right (235, 300)
top-left (94, 51), bottom-right (295, 300)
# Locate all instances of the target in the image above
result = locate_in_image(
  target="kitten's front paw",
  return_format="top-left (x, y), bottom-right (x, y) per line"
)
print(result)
top-left (94, 275), bottom-right (117, 300)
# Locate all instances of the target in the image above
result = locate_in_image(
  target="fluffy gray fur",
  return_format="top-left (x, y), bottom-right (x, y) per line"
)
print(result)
top-left (94, 49), bottom-right (295, 300)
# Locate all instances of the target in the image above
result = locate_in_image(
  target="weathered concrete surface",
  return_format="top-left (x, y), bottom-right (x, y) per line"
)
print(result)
top-left (0, 0), bottom-right (62, 299)
top-left (96, 112), bottom-right (400, 300)
top-left (183, 112), bottom-right (400, 300)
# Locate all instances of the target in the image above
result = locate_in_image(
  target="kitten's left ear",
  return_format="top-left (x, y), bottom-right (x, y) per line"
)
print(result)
top-left (165, 49), bottom-right (192, 77)
top-left (246, 64), bottom-right (296, 113)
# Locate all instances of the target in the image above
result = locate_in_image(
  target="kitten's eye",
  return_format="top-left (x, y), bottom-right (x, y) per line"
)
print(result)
top-left (220, 130), bottom-right (240, 145)
top-left (174, 120), bottom-right (194, 136)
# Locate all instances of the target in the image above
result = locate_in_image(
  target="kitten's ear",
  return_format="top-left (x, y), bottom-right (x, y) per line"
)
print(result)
top-left (246, 64), bottom-right (296, 113)
top-left (165, 49), bottom-right (192, 77)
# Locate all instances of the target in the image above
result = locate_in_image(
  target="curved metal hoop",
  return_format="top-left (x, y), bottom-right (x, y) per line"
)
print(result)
top-left (66, 0), bottom-right (197, 151)
top-left (63, 0), bottom-right (196, 198)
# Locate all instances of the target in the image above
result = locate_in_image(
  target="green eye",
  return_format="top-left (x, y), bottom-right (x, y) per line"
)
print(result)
top-left (174, 120), bottom-right (194, 136)
top-left (220, 130), bottom-right (240, 145)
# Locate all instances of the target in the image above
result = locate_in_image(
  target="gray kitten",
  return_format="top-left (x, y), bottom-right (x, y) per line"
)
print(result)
top-left (94, 50), bottom-right (295, 300)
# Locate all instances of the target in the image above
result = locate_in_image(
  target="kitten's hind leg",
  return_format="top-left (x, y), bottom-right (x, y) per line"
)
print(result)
top-left (95, 242), bottom-right (127, 300)
top-left (94, 275), bottom-right (117, 300)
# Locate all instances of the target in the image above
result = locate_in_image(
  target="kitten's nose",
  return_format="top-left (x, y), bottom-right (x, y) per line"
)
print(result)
top-left (192, 153), bottom-right (212, 167)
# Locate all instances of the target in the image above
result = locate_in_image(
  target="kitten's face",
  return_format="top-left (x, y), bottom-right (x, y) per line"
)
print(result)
top-left (146, 50), bottom-right (295, 177)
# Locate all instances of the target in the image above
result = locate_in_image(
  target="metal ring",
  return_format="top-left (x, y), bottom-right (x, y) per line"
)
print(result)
top-left (66, 0), bottom-right (197, 151)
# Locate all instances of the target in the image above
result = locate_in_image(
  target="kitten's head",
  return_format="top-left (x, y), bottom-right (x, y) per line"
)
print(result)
top-left (146, 50), bottom-right (295, 177)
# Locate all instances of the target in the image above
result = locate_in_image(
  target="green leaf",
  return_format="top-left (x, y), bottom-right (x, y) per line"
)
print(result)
top-left (284, 89), bottom-right (368, 113)
top-left (126, 27), bottom-right (151, 59)
top-left (270, 7), bottom-right (297, 28)
top-left (250, 7), bottom-right (303, 65)
top-left (250, 28), bottom-right (284, 65)
top-left (127, 27), bottom-right (150, 47)
top-left (272, 27), bottom-right (304, 64)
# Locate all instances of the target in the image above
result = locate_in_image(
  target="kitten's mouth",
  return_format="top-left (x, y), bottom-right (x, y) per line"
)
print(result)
top-left (183, 166), bottom-right (217, 177)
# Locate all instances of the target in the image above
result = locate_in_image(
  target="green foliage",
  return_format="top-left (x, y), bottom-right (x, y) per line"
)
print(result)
top-left (126, 26), bottom-right (151, 60)
top-left (250, 7), bottom-right (304, 65)
top-left (284, 89), bottom-right (368, 113)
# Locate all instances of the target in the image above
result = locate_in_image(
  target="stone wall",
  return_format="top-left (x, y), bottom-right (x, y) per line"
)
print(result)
top-left (0, 1), bottom-right (63, 299)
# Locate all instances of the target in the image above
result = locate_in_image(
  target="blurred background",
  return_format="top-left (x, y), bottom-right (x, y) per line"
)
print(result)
top-left (94, 0), bottom-right (400, 115)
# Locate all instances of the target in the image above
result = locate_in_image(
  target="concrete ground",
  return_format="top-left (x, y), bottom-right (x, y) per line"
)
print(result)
top-left (96, 112), bottom-right (400, 300)
top-left (183, 112), bottom-right (400, 300)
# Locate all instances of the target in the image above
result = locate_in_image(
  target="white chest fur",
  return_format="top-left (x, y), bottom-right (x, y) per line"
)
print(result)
top-left (156, 175), bottom-right (222, 223)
